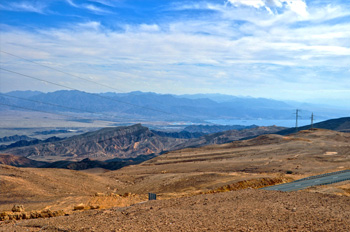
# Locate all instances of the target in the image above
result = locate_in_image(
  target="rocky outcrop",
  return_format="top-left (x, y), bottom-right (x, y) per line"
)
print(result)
top-left (0, 154), bottom-right (48, 167)
top-left (12, 205), bottom-right (25, 213)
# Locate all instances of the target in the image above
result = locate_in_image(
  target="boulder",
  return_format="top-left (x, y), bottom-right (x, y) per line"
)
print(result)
top-left (12, 205), bottom-right (25, 212)
top-left (73, 203), bottom-right (86, 211)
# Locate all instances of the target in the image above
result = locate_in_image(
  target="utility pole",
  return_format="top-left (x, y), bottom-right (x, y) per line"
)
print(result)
top-left (311, 113), bottom-right (314, 129)
top-left (294, 109), bottom-right (301, 132)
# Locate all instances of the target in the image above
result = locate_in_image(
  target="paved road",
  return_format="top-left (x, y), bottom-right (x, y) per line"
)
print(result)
top-left (262, 170), bottom-right (350, 192)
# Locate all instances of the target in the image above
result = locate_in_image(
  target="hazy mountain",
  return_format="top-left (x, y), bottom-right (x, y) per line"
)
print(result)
top-left (0, 136), bottom-right (63, 150)
top-left (4, 90), bottom-right (345, 121)
top-left (5, 90), bottom-right (42, 98)
top-left (178, 93), bottom-right (240, 102)
top-left (0, 135), bottom-right (33, 143)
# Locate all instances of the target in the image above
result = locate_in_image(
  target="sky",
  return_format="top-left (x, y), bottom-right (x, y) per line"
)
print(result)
top-left (1, 0), bottom-right (350, 106)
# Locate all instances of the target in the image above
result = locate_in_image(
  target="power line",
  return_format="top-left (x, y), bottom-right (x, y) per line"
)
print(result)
top-left (1, 50), bottom-right (127, 94)
top-left (0, 50), bottom-right (198, 121)
top-left (0, 67), bottom-right (190, 119)
top-left (0, 102), bottom-right (119, 123)
top-left (0, 50), bottom-right (202, 120)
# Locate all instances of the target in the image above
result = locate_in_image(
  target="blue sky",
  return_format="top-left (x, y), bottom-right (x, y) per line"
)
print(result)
top-left (1, 0), bottom-right (350, 106)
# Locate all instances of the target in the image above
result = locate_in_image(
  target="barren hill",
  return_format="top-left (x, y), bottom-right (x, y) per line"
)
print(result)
top-left (1, 124), bottom-right (187, 161)
top-left (278, 116), bottom-right (350, 134)
top-left (0, 164), bottom-right (120, 212)
top-left (0, 154), bottom-right (47, 168)
top-left (175, 125), bottom-right (285, 148)
top-left (104, 128), bottom-right (350, 195)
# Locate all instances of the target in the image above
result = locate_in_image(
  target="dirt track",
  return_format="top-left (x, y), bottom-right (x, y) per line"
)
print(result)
top-left (1, 189), bottom-right (349, 232)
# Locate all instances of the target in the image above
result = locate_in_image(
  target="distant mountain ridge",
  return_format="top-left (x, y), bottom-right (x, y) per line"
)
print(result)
top-left (0, 136), bottom-right (62, 150)
top-left (2, 90), bottom-right (347, 121)
top-left (0, 135), bottom-right (33, 143)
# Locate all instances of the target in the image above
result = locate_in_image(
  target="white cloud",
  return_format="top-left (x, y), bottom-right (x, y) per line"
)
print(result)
top-left (66, 0), bottom-right (112, 14)
top-left (76, 21), bottom-right (102, 30)
top-left (139, 24), bottom-right (160, 32)
top-left (83, 4), bottom-right (111, 14)
top-left (228, 0), bottom-right (309, 18)
top-left (66, 0), bottom-right (78, 8)
top-left (228, 0), bottom-right (265, 9)
top-left (0, 1), bottom-right (48, 14)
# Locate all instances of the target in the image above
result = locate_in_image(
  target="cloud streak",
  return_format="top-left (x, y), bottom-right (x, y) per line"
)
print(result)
top-left (0, 1), bottom-right (49, 14)
top-left (227, 0), bottom-right (309, 18)
top-left (65, 0), bottom-right (112, 14)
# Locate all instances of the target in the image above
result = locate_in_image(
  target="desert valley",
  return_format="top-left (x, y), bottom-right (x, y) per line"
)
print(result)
top-left (0, 116), bottom-right (350, 231)
top-left (2, 0), bottom-right (350, 230)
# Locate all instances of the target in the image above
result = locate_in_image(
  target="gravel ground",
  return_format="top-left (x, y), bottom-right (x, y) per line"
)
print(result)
top-left (1, 189), bottom-right (350, 232)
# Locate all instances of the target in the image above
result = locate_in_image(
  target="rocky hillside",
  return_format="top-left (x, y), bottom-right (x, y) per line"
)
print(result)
top-left (2, 124), bottom-right (186, 161)
top-left (277, 117), bottom-right (350, 135)
top-left (0, 154), bottom-right (48, 168)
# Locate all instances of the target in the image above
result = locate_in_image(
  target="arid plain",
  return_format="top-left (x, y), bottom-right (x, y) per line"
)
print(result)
top-left (1, 128), bottom-right (350, 231)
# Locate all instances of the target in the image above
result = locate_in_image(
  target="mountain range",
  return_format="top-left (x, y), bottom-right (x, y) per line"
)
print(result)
top-left (1, 90), bottom-right (347, 121)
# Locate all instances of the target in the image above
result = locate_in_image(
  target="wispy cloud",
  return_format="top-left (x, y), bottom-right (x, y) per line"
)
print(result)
top-left (227, 0), bottom-right (309, 18)
top-left (66, 0), bottom-right (112, 14)
top-left (0, 1), bottom-right (48, 14)
top-left (83, 4), bottom-right (112, 14)
top-left (66, 0), bottom-right (78, 8)
top-left (88, 0), bottom-right (118, 7)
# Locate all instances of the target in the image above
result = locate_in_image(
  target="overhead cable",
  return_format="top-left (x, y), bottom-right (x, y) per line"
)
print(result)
top-left (0, 67), bottom-right (183, 117)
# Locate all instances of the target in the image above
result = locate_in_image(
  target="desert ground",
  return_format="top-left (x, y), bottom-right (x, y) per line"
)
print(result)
top-left (1, 189), bottom-right (350, 231)
top-left (1, 128), bottom-right (350, 231)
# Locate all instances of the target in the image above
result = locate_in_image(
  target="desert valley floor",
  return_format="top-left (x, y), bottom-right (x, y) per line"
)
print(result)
top-left (1, 128), bottom-right (350, 231)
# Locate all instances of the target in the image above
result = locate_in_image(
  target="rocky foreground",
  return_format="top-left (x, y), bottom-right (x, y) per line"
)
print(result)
top-left (1, 189), bottom-right (349, 232)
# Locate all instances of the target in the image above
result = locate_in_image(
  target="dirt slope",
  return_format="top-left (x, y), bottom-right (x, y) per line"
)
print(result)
top-left (1, 189), bottom-right (349, 232)
top-left (0, 164), bottom-right (119, 212)
top-left (104, 129), bottom-right (350, 195)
